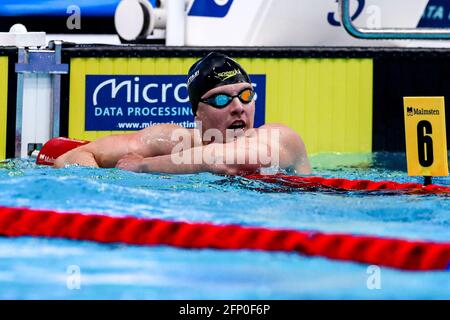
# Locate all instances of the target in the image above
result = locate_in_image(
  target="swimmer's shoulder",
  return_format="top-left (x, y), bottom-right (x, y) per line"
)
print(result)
top-left (255, 123), bottom-right (300, 139)
top-left (257, 123), bottom-right (291, 130)
top-left (257, 122), bottom-right (307, 154)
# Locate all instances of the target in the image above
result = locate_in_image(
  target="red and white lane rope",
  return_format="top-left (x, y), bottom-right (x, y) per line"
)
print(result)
top-left (244, 174), bottom-right (450, 194)
top-left (0, 206), bottom-right (449, 271)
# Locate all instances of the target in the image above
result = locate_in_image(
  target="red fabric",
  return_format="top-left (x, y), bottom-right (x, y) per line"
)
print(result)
top-left (36, 137), bottom-right (89, 165)
top-left (0, 206), bottom-right (448, 271)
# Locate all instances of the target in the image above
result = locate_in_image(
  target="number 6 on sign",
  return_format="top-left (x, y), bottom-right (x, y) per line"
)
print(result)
top-left (417, 120), bottom-right (433, 167)
top-left (403, 97), bottom-right (448, 177)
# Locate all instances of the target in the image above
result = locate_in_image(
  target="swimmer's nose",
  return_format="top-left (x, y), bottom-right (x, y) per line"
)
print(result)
top-left (229, 98), bottom-right (245, 116)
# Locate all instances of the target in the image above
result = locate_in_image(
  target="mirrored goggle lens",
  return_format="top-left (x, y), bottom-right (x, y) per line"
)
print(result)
top-left (213, 94), bottom-right (232, 107)
top-left (204, 88), bottom-right (255, 108)
top-left (238, 89), bottom-right (254, 103)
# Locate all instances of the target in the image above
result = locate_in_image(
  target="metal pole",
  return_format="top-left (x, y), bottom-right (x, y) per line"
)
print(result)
top-left (51, 41), bottom-right (63, 138)
top-left (166, 0), bottom-right (186, 46)
top-left (14, 48), bottom-right (27, 158)
top-left (339, 0), bottom-right (450, 40)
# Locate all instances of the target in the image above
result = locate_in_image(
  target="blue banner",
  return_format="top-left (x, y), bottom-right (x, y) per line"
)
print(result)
top-left (85, 74), bottom-right (266, 131)
top-left (188, 0), bottom-right (234, 18)
top-left (418, 0), bottom-right (450, 28)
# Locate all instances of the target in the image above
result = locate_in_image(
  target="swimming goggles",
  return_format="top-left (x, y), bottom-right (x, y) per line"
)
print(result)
top-left (200, 88), bottom-right (255, 108)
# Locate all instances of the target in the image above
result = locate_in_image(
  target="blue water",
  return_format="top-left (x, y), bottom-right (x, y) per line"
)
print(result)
top-left (0, 153), bottom-right (449, 299)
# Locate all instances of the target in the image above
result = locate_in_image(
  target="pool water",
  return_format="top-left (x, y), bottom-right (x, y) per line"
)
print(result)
top-left (0, 153), bottom-right (449, 299)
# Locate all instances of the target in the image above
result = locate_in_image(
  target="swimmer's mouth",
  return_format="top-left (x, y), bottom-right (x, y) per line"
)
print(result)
top-left (228, 120), bottom-right (246, 130)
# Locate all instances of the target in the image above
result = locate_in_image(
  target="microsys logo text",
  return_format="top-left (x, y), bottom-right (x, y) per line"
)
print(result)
top-left (86, 75), bottom-right (193, 131)
top-left (188, 0), bottom-right (234, 18)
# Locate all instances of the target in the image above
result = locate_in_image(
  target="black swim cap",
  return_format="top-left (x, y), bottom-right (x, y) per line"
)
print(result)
top-left (187, 52), bottom-right (251, 115)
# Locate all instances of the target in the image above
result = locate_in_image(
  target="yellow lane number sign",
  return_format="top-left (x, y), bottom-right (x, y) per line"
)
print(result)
top-left (403, 97), bottom-right (448, 177)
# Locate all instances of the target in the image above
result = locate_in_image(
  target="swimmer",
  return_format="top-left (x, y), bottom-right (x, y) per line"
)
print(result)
top-left (54, 52), bottom-right (311, 175)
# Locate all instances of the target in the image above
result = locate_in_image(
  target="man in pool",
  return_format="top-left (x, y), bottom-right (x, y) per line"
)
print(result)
top-left (54, 52), bottom-right (311, 175)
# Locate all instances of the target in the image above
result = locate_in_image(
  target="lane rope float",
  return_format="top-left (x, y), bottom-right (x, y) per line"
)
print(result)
top-left (244, 173), bottom-right (450, 194)
top-left (0, 206), bottom-right (449, 271)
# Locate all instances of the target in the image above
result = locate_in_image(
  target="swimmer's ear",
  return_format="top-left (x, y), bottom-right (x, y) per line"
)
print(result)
top-left (194, 106), bottom-right (205, 120)
top-left (194, 117), bottom-right (202, 129)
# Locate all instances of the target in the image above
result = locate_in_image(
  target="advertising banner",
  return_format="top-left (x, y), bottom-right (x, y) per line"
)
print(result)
top-left (85, 74), bottom-right (266, 131)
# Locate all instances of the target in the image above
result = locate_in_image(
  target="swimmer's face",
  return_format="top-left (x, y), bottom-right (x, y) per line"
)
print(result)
top-left (195, 83), bottom-right (255, 141)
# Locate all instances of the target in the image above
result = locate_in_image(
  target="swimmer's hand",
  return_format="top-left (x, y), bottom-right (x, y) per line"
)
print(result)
top-left (115, 152), bottom-right (144, 172)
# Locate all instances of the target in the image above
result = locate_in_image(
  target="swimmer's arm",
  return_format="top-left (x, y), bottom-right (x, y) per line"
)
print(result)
top-left (54, 134), bottom-right (133, 168)
top-left (117, 126), bottom-right (311, 175)
top-left (264, 124), bottom-right (311, 175)
top-left (117, 152), bottom-right (211, 174)
top-left (54, 147), bottom-right (100, 168)
top-left (117, 141), bottom-right (263, 175)
top-left (282, 131), bottom-right (311, 175)
top-left (54, 124), bottom-right (184, 168)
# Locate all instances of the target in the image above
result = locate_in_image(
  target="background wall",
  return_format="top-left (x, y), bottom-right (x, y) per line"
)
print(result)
top-left (67, 54), bottom-right (373, 154)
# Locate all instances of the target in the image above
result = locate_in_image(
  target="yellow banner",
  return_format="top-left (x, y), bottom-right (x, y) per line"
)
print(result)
top-left (403, 97), bottom-right (448, 176)
top-left (0, 56), bottom-right (8, 161)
